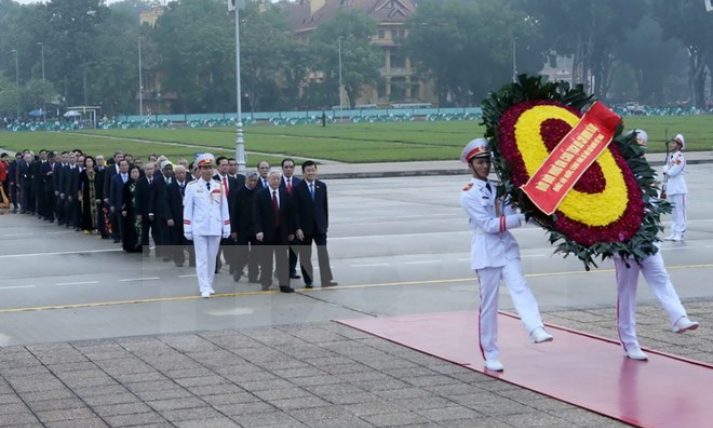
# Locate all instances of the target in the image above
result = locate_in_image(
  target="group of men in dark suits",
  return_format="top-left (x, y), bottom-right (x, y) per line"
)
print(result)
top-left (6, 148), bottom-right (108, 233)
top-left (226, 158), bottom-right (338, 292)
top-left (7, 148), bottom-right (338, 293)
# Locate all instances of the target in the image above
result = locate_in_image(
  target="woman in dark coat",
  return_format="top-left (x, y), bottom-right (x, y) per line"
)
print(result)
top-left (121, 166), bottom-right (143, 253)
top-left (78, 156), bottom-right (98, 233)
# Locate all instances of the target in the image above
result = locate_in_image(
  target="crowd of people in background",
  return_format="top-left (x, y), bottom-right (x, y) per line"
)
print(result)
top-left (0, 149), bottom-right (338, 296)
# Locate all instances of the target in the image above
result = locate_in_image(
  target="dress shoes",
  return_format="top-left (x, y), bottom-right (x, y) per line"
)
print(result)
top-left (208, 288), bottom-right (216, 295)
top-left (323, 281), bottom-right (339, 287)
top-left (484, 359), bottom-right (504, 372)
top-left (261, 285), bottom-right (272, 291)
top-left (625, 347), bottom-right (648, 361)
top-left (304, 282), bottom-right (313, 289)
top-left (290, 273), bottom-right (301, 279)
top-left (233, 272), bottom-right (241, 282)
top-left (280, 286), bottom-right (295, 293)
top-left (673, 317), bottom-right (699, 333)
top-left (529, 327), bottom-right (554, 344)
top-left (201, 291), bottom-right (211, 298)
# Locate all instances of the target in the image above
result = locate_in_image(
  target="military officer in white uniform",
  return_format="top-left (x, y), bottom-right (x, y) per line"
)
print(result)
top-left (183, 153), bottom-right (230, 297)
top-left (614, 130), bottom-right (698, 361)
top-left (459, 138), bottom-right (553, 372)
top-left (663, 133), bottom-right (687, 241)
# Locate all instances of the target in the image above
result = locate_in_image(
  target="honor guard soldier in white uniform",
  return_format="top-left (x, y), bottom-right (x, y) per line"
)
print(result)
top-left (459, 138), bottom-right (553, 372)
top-left (614, 130), bottom-right (698, 361)
top-left (183, 153), bottom-right (230, 297)
top-left (663, 133), bottom-right (688, 241)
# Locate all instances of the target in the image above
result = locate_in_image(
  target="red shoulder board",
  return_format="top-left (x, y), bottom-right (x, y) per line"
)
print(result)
top-left (462, 183), bottom-right (474, 191)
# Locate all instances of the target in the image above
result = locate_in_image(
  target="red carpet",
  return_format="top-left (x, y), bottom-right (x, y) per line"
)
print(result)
top-left (338, 311), bottom-right (711, 428)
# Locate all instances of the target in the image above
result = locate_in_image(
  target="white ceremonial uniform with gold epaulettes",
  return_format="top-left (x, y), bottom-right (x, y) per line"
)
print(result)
top-left (460, 177), bottom-right (546, 362)
top-left (663, 151), bottom-right (687, 238)
top-left (183, 177), bottom-right (230, 295)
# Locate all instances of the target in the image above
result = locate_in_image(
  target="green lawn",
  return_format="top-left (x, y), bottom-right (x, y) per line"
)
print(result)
top-left (0, 117), bottom-right (710, 164)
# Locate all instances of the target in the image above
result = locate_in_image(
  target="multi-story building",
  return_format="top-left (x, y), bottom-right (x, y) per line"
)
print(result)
top-left (286, 0), bottom-right (436, 107)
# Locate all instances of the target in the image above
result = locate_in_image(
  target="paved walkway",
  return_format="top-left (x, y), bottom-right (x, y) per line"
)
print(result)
top-left (1, 300), bottom-right (711, 428)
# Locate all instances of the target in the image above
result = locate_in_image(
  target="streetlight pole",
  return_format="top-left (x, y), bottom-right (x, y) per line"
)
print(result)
top-left (338, 36), bottom-right (343, 118)
top-left (37, 42), bottom-right (46, 122)
top-left (11, 49), bottom-right (19, 118)
top-left (232, 0), bottom-right (246, 173)
top-left (138, 37), bottom-right (143, 118)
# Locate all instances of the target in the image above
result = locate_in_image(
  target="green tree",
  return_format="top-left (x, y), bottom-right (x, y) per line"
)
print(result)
top-left (309, 9), bottom-right (381, 108)
top-left (45, 0), bottom-right (110, 106)
top-left (518, 0), bottom-right (646, 100)
top-left (613, 16), bottom-right (687, 105)
top-left (239, 2), bottom-right (296, 112)
top-left (650, 0), bottom-right (713, 107)
top-left (405, 0), bottom-right (544, 106)
top-left (153, 0), bottom-right (234, 113)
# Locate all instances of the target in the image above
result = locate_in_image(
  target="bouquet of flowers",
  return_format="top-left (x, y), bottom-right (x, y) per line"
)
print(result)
top-left (481, 75), bottom-right (670, 270)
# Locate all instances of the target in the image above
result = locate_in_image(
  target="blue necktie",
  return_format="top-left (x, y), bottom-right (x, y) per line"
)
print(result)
top-left (309, 183), bottom-right (315, 201)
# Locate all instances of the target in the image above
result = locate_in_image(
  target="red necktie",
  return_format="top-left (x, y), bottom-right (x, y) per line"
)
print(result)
top-left (286, 178), bottom-right (292, 194)
top-left (223, 176), bottom-right (228, 193)
top-left (272, 190), bottom-right (280, 227)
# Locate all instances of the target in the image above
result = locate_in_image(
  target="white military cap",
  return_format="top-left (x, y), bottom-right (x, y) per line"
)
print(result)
top-left (195, 153), bottom-right (215, 167)
top-left (161, 160), bottom-right (174, 170)
top-left (460, 138), bottom-right (491, 163)
top-left (673, 133), bottom-right (685, 149)
top-left (633, 129), bottom-right (648, 147)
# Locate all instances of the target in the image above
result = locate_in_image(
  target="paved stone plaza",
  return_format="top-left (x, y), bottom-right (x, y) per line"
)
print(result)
top-left (1, 159), bottom-right (712, 427)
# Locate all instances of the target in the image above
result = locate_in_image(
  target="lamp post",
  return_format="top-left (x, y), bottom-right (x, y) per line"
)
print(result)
top-left (138, 37), bottom-right (143, 117)
top-left (338, 36), bottom-right (343, 118)
top-left (37, 42), bottom-right (46, 122)
top-left (11, 49), bottom-right (19, 118)
top-left (231, 0), bottom-right (247, 173)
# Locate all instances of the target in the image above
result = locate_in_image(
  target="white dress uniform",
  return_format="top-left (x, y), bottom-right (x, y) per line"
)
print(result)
top-left (459, 138), bottom-right (550, 369)
top-left (614, 245), bottom-right (692, 355)
top-left (183, 156), bottom-right (230, 297)
top-left (663, 139), bottom-right (687, 239)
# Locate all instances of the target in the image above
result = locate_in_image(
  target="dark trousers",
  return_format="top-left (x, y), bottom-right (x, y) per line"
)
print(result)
top-left (21, 181), bottom-right (34, 213)
top-left (258, 236), bottom-right (289, 287)
top-left (165, 224), bottom-right (194, 266)
top-left (233, 235), bottom-right (259, 281)
top-left (45, 190), bottom-right (55, 221)
top-left (35, 184), bottom-right (46, 218)
top-left (141, 218), bottom-right (160, 251)
top-left (298, 231), bottom-right (334, 285)
top-left (56, 195), bottom-right (66, 224)
top-left (216, 238), bottom-right (236, 271)
top-left (10, 183), bottom-right (19, 209)
top-left (289, 245), bottom-right (299, 275)
top-left (65, 198), bottom-right (80, 228)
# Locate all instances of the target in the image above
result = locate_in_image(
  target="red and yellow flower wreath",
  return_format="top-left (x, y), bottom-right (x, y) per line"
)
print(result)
top-left (482, 76), bottom-right (669, 269)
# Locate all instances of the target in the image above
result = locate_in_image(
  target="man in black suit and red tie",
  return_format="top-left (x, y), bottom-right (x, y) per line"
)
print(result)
top-left (135, 161), bottom-right (159, 254)
top-left (280, 158), bottom-right (302, 279)
top-left (254, 170), bottom-right (295, 293)
top-left (293, 160), bottom-right (337, 288)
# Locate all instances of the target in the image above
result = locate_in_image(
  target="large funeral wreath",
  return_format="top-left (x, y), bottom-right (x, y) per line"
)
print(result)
top-left (481, 75), bottom-right (670, 270)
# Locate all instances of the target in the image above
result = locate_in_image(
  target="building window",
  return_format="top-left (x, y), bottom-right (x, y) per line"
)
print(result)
top-left (378, 30), bottom-right (384, 39)
top-left (391, 50), bottom-right (405, 68)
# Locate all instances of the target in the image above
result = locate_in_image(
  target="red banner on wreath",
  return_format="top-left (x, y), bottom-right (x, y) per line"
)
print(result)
top-left (521, 102), bottom-right (621, 215)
